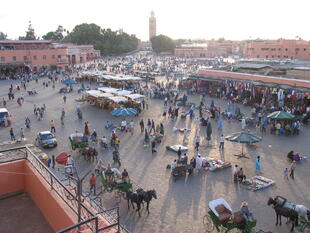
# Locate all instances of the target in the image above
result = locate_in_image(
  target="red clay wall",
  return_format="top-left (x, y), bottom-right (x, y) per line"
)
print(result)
top-left (0, 160), bottom-right (25, 196)
top-left (24, 161), bottom-right (76, 232)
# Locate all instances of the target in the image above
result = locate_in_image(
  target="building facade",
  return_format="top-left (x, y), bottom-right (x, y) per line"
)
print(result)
top-left (175, 44), bottom-right (208, 57)
top-left (244, 39), bottom-right (310, 60)
top-left (149, 11), bottom-right (156, 40)
top-left (0, 40), bottom-right (100, 71)
top-left (175, 41), bottom-right (243, 58)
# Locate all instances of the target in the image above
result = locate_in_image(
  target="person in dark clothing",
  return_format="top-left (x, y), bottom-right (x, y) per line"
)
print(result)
top-left (151, 140), bottom-right (156, 153)
top-left (52, 155), bottom-right (55, 169)
top-left (177, 147), bottom-right (182, 160)
top-left (140, 119), bottom-right (144, 133)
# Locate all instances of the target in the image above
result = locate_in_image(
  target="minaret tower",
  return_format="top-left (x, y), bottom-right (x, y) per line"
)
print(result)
top-left (149, 11), bottom-right (156, 40)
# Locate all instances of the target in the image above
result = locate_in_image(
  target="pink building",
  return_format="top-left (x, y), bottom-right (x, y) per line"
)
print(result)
top-left (244, 39), bottom-right (310, 60)
top-left (0, 40), bottom-right (100, 71)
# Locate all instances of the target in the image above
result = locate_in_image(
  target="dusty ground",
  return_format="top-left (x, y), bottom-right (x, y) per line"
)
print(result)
top-left (0, 78), bottom-right (309, 233)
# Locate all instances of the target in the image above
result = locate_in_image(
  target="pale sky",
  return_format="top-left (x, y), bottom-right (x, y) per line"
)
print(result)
top-left (1, 0), bottom-right (309, 41)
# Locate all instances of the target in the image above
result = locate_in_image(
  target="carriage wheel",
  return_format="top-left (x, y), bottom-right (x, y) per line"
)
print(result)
top-left (203, 214), bottom-right (215, 233)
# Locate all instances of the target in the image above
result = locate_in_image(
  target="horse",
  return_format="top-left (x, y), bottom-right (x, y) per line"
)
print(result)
top-left (136, 188), bottom-right (157, 214)
top-left (274, 196), bottom-right (310, 221)
top-left (125, 190), bottom-right (143, 216)
top-left (267, 197), bottom-right (299, 232)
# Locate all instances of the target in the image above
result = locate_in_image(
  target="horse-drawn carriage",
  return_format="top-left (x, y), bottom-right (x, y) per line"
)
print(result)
top-left (69, 133), bottom-right (88, 150)
top-left (95, 160), bottom-right (132, 202)
top-left (204, 198), bottom-right (256, 233)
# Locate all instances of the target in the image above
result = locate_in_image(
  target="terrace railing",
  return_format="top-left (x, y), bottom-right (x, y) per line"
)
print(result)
top-left (0, 146), bottom-right (129, 233)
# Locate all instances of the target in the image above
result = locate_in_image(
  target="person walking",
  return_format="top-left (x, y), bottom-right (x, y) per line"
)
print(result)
top-left (284, 168), bottom-right (289, 180)
top-left (52, 155), bottom-right (55, 169)
top-left (20, 128), bottom-right (25, 141)
top-left (177, 147), bottom-right (182, 160)
top-left (219, 134), bottom-right (225, 150)
top-left (255, 156), bottom-right (261, 173)
top-left (89, 173), bottom-right (96, 195)
top-left (129, 120), bottom-right (135, 135)
top-left (194, 135), bottom-right (200, 151)
top-left (139, 119), bottom-right (144, 133)
top-left (241, 117), bottom-right (246, 130)
top-left (63, 95), bottom-right (67, 103)
top-left (146, 98), bottom-right (150, 110)
top-left (10, 128), bottom-right (16, 141)
top-left (289, 161), bottom-right (296, 179)
top-left (50, 120), bottom-right (56, 133)
top-left (150, 120), bottom-right (155, 134)
top-left (218, 118), bottom-right (223, 131)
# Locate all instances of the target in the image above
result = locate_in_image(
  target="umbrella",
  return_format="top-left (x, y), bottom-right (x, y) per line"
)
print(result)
top-left (225, 132), bottom-right (262, 158)
top-left (111, 108), bottom-right (137, 117)
top-left (63, 79), bottom-right (77, 85)
top-left (267, 111), bottom-right (295, 120)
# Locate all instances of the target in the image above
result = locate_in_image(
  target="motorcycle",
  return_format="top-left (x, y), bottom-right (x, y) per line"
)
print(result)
top-left (100, 137), bottom-right (108, 149)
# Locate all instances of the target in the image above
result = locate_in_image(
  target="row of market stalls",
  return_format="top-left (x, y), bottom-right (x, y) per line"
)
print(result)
top-left (183, 70), bottom-right (310, 111)
top-left (77, 71), bottom-right (142, 89)
top-left (83, 88), bottom-right (145, 111)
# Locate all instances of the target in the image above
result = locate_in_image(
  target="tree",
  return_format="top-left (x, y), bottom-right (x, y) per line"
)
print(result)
top-left (0, 32), bottom-right (7, 40)
top-left (64, 23), bottom-right (138, 55)
top-left (42, 25), bottom-right (65, 41)
top-left (150, 35), bottom-right (175, 53)
top-left (217, 37), bottom-right (225, 42)
top-left (19, 21), bottom-right (37, 40)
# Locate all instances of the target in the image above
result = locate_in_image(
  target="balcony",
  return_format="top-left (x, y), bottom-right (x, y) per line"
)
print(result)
top-left (0, 146), bottom-right (129, 233)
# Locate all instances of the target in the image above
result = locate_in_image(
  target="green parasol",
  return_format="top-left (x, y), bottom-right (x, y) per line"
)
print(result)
top-left (267, 111), bottom-right (295, 120)
top-left (225, 132), bottom-right (262, 158)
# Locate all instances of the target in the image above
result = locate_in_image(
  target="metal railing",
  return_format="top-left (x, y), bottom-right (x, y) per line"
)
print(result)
top-left (56, 216), bottom-right (98, 233)
top-left (0, 146), bottom-right (129, 233)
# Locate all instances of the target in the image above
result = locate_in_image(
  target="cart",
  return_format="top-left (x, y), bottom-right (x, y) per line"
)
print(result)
top-left (69, 133), bottom-right (89, 150)
top-left (203, 198), bottom-right (256, 233)
top-left (98, 165), bottom-right (133, 203)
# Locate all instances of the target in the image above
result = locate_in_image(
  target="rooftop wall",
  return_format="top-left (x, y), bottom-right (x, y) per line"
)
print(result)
top-left (0, 159), bottom-right (76, 232)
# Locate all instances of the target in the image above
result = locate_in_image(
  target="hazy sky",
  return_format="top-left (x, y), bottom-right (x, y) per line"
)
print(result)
top-left (1, 0), bottom-right (309, 41)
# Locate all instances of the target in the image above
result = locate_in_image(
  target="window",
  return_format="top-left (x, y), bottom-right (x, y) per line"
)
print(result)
top-left (52, 55), bottom-right (55, 59)
top-left (271, 48), bottom-right (276, 51)
top-left (12, 56), bottom-right (16, 61)
top-left (278, 56), bottom-right (280, 58)
top-left (295, 48), bottom-right (300, 52)
top-left (266, 55), bottom-right (268, 58)
top-left (58, 55), bottom-right (61, 59)
top-left (272, 55), bottom-right (274, 58)
top-left (304, 48), bottom-right (307, 51)
top-left (24, 56), bottom-right (28, 61)
top-left (278, 48), bottom-right (281, 51)
top-left (261, 48), bottom-right (269, 51)
top-left (285, 48), bottom-right (288, 51)
top-left (257, 55), bottom-right (260, 58)
top-left (0, 57), bottom-right (5, 62)
top-left (33, 56), bottom-right (37, 60)
top-left (43, 55), bottom-right (46, 60)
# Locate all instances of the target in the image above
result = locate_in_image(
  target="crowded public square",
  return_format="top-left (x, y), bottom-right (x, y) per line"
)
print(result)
top-left (0, 53), bottom-right (310, 233)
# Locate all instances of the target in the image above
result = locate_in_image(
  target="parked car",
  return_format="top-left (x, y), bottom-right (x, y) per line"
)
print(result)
top-left (36, 131), bottom-right (57, 148)
top-left (0, 108), bottom-right (9, 127)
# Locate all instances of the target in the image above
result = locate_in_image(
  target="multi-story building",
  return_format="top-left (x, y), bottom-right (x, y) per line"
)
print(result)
top-left (0, 40), bottom-right (100, 71)
top-left (244, 39), bottom-right (310, 60)
top-left (149, 11), bottom-right (156, 40)
top-left (175, 41), bottom-right (243, 58)
top-left (175, 44), bottom-right (208, 57)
